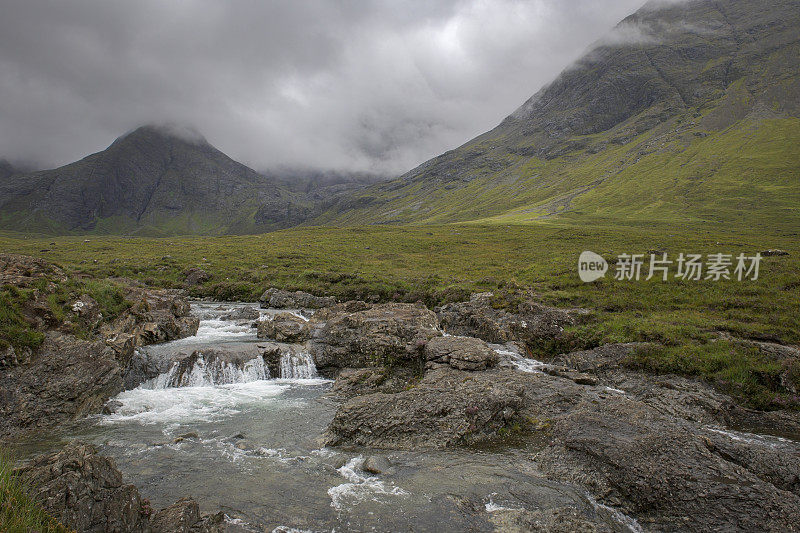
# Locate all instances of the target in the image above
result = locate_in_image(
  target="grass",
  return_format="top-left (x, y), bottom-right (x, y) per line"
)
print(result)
top-left (1, 219), bottom-right (798, 408)
top-left (0, 277), bottom-right (131, 352)
top-left (626, 341), bottom-right (800, 410)
top-left (0, 286), bottom-right (45, 352)
top-left (0, 449), bottom-right (70, 533)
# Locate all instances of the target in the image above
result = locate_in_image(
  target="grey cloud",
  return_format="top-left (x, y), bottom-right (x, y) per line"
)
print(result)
top-left (0, 0), bottom-right (645, 175)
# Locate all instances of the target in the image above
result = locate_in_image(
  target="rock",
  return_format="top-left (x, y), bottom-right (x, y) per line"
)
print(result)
top-left (542, 366), bottom-right (599, 386)
top-left (0, 253), bottom-right (67, 287)
top-left (0, 332), bottom-right (123, 437)
top-left (257, 313), bottom-right (310, 342)
top-left (424, 335), bottom-right (498, 371)
top-left (174, 431), bottom-right (200, 443)
top-left (363, 455), bottom-right (393, 475)
top-left (17, 442), bottom-right (149, 532)
top-left (220, 306), bottom-right (260, 321)
top-left (535, 396), bottom-right (800, 532)
top-left (71, 294), bottom-right (101, 323)
top-left (103, 400), bottom-right (123, 415)
top-left (309, 302), bottom-right (441, 376)
top-left (326, 367), bottom-right (525, 449)
top-left (19, 443), bottom-right (225, 533)
top-left (151, 497), bottom-right (200, 533)
top-left (259, 288), bottom-right (336, 309)
top-left (549, 343), bottom-right (648, 373)
top-left (183, 267), bottom-right (212, 285)
top-left (259, 342), bottom-right (284, 378)
top-left (435, 292), bottom-right (586, 345)
top-left (332, 366), bottom-right (418, 398)
top-left (761, 249), bottom-right (790, 256)
top-left (0, 343), bottom-right (17, 368)
top-left (101, 288), bottom-right (199, 365)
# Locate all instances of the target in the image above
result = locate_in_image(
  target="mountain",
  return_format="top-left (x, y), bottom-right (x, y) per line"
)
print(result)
top-left (0, 126), bottom-right (312, 235)
top-left (0, 159), bottom-right (24, 181)
top-left (314, 0), bottom-right (800, 230)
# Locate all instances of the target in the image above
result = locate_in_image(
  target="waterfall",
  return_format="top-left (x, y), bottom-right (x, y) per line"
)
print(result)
top-left (279, 351), bottom-right (317, 379)
top-left (151, 352), bottom-right (269, 388)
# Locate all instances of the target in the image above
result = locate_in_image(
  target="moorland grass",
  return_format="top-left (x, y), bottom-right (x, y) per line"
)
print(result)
top-left (1, 220), bottom-right (798, 408)
top-left (0, 449), bottom-right (70, 533)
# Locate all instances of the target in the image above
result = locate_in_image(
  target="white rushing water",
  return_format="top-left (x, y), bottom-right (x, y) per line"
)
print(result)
top-left (490, 343), bottom-right (547, 373)
top-left (104, 302), bottom-right (328, 428)
top-left (152, 353), bottom-right (270, 388)
top-left (279, 352), bottom-right (317, 379)
top-left (328, 456), bottom-right (409, 512)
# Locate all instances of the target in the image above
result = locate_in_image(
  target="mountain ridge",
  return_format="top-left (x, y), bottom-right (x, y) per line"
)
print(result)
top-left (1, 0), bottom-right (798, 235)
top-left (311, 0), bottom-right (800, 229)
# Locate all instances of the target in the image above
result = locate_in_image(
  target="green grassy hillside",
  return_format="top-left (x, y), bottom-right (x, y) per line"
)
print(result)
top-left (313, 0), bottom-right (800, 231)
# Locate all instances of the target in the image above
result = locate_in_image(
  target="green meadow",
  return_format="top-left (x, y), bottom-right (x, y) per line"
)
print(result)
top-left (2, 219), bottom-right (798, 409)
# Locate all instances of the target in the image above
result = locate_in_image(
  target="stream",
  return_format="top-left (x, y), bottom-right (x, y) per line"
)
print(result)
top-left (31, 302), bottom-right (643, 532)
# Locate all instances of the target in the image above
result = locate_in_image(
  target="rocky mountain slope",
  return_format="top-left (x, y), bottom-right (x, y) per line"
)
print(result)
top-left (314, 0), bottom-right (800, 229)
top-left (0, 126), bottom-right (315, 235)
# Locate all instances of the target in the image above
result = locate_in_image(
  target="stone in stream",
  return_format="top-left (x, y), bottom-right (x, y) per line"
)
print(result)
top-left (308, 302), bottom-right (441, 376)
top-left (17, 443), bottom-right (226, 532)
top-left (257, 312), bottom-right (310, 342)
top-left (435, 292), bottom-right (587, 345)
top-left (424, 335), bottom-right (498, 371)
top-left (259, 287), bottom-right (336, 309)
top-left (219, 306), bottom-right (260, 321)
top-left (363, 455), bottom-right (394, 475)
top-left (326, 367), bottom-right (525, 449)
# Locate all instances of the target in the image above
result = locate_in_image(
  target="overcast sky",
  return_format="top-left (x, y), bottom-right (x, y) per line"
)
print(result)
top-left (0, 0), bottom-right (647, 176)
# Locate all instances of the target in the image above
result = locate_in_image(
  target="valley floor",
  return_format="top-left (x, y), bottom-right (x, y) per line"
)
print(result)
top-left (2, 220), bottom-right (798, 409)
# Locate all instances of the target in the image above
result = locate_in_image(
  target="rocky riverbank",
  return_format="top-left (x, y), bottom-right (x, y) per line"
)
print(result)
top-left (0, 254), bottom-right (199, 439)
top-left (16, 442), bottom-right (225, 532)
top-left (290, 293), bottom-right (800, 531)
top-left (3, 262), bottom-right (800, 531)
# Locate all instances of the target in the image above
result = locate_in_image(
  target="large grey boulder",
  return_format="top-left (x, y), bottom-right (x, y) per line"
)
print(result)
top-left (0, 332), bottom-right (123, 437)
top-left (257, 312), bottom-right (310, 342)
top-left (424, 335), bottom-right (498, 371)
top-left (308, 302), bottom-right (441, 376)
top-left (17, 442), bottom-right (149, 532)
top-left (435, 292), bottom-right (586, 345)
top-left (326, 367), bottom-right (525, 449)
top-left (535, 396), bottom-right (800, 532)
top-left (259, 288), bottom-right (336, 309)
top-left (18, 443), bottom-right (226, 533)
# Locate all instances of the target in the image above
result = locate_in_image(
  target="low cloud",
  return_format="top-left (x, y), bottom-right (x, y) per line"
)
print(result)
top-left (0, 0), bottom-right (645, 176)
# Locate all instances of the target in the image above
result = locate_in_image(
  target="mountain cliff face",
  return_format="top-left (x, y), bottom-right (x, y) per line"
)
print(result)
top-left (315, 0), bottom-right (800, 229)
top-left (0, 126), bottom-right (309, 235)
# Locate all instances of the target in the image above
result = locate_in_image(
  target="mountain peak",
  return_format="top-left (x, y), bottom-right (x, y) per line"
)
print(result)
top-left (115, 123), bottom-right (209, 148)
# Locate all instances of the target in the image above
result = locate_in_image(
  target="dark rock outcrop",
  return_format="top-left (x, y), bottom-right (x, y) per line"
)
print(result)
top-left (435, 292), bottom-right (586, 346)
top-left (102, 287), bottom-right (199, 366)
top-left (308, 302), bottom-right (440, 376)
top-left (257, 312), bottom-right (310, 342)
top-left (535, 396), bottom-right (800, 532)
top-left (0, 333), bottom-right (123, 436)
top-left (326, 367), bottom-right (525, 449)
top-left (17, 443), bottom-right (225, 533)
top-left (424, 335), bottom-right (498, 371)
top-left (18, 442), bottom-right (149, 532)
top-left (259, 288), bottom-right (336, 309)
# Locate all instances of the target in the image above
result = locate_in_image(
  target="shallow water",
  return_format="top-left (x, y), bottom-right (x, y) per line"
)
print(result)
top-left (33, 302), bottom-right (640, 532)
